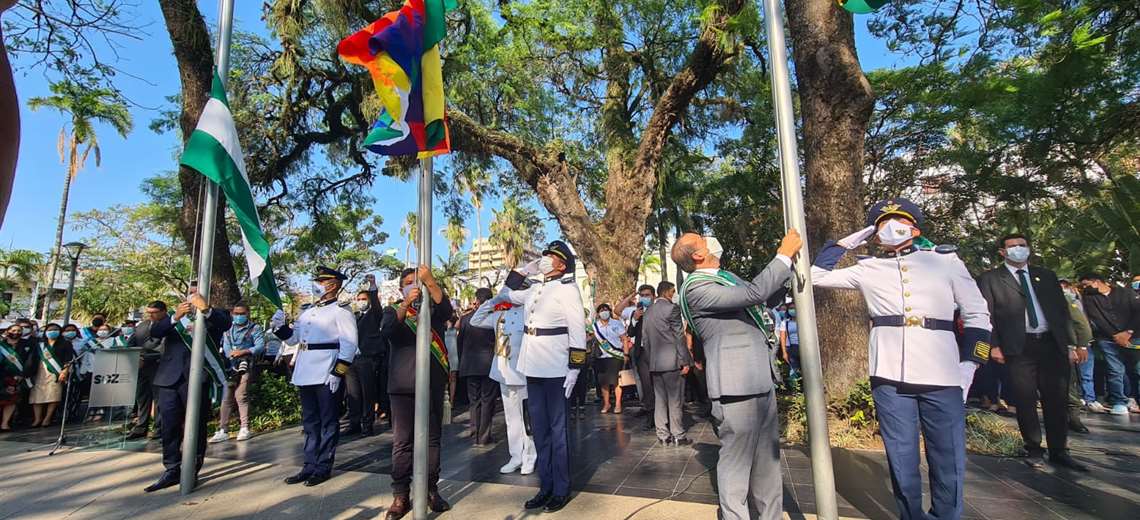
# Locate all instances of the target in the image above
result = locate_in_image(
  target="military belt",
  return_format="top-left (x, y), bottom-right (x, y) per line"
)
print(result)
top-left (870, 315), bottom-right (955, 332)
top-left (525, 326), bottom-right (568, 336)
top-left (302, 342), bottom-right (339, 350)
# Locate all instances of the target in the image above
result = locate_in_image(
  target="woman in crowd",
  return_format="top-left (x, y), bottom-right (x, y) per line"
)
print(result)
top-left (569, 328), bottom-right (596, 419)
top-left (592, 303), bottom-right (630, 414)
top-left (28, 323), bottom-right (75, 427)
top-left (1, 324), bottom-right (30, 431)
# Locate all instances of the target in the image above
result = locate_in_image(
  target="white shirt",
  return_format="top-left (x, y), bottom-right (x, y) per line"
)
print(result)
top-left (288, 301), bottom-right (359, 386)
top-left (812, 248), bottom-right (991, 386)
top-left (505, 273), bottom-right (587, 378)
top-left (1004, 263), bottom-right (1049, 333)
top-left (470, 300), bottom-right (527, 386)
top-left (592, 318), bottom-right (626, 358)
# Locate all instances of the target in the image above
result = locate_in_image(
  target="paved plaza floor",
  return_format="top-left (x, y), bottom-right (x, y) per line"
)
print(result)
top-left (0, 401), bottom-right (1136, 519)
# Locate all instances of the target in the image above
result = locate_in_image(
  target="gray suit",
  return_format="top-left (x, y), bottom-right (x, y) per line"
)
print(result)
top-left (642, 298), bottom-right (692, 441)
top-left (682, 259), bottom-right (791, 520)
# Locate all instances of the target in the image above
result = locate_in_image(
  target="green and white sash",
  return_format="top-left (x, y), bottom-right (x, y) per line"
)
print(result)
top-left (171, 315), bottom-right (227, 404)
top-left (38, 342), bottom-right (63, 375)
top-left (679, 270), bottom-right (772, 339)
top-left (0, 342), bottom-right (24, 375)
top-left (593, 321), bottom-right (625, 359)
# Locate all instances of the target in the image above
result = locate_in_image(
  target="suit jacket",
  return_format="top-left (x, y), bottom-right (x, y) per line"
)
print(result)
top-left (457, 310), bottom-right (496, 378)
top-left (1082, 287), bottom-right (1140, 341)
top-left (683, 259), bottom-right (791, 399)
top-left (128, 321), bottom-right (163, 362)
top-left (355, 289), bottom-right (387, 357)
top-left (149, 309), bottom-right (233, 388)
top-left (383, 296), bottom-right (453, 394)
top-left (642, 298), bottom-right (692, 373)
top-left (976, 264), bottom-right (1075, 357)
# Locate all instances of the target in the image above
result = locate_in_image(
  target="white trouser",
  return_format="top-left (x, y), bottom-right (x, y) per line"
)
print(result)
top-left (501, 383), bottom-right (537, 468)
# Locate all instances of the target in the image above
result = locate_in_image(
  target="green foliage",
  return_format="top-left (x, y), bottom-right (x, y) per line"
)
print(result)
top-left (247, 372), bottom-right (302, 432)
top-left (27, 80), bottom-right (132, 146)
top-left (489, 198), bottom-right (544, 268)
top-left (0, 249), bottom-right (44, 316)
top-left (834, 379), bottom-right (877, 430)
top-left (965, 411), bottom-right (1023, 457)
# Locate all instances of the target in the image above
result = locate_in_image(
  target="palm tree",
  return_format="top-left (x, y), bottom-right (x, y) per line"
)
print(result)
top-left (28, 80), bottom-right (132, 320)
top-left (458, 168), bottom-right (490, 276)
top-left (440, 216), bottom-right (468, 259)
top-left (638, 250), bottom-right (662, 282)
top-left (399, 211), bottom-right (418, 265)
top-left (434, 252), bottom-right (468, 297)
top-left (490, 198), bottom-right (542, 269)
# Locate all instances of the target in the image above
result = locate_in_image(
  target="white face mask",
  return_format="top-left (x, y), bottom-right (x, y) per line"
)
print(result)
top-left (876, 220), bottom-right (914, 246)
top-left (538, 256), bottom-right (556, 275)
top-left (401, 283), bottom-right (416, 299)
top-left (598, 310), bottom-right (611, 321)
top-left (704, 236), bottom-right (723, 259)
top-left (352, 300), bottom-right (369, 313)
top-left (312, 282), bottom-right (326, 297)
top-left (1005, 245), bottom-right (1030, 264)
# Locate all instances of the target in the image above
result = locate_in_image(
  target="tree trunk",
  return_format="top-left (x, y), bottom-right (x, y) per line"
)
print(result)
top-left (159, 0), bottom-right (241, 308)
top-left (786, 0), bottom-right (876, 398)
top-left (39, 137), bottom-right (77, 321)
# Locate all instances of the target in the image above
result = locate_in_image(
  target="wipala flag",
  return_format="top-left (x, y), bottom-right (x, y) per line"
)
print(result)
top-left (338, 0), bottom-right (455, 157)
top-left (180, 74), bottom-right (283, 308)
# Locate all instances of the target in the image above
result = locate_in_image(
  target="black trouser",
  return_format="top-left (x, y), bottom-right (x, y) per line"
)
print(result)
top-left (466, 375), bottom-right (498, 444)
top-left (134, 359), bottom-right (158, 429)
top-left (1008, 334), bottom-right (1070, 455)
top-left (376, 355), bottom-right (390, 417)
top-left (156, 380), bottom-right (210, 474)
top-left (345, 355), bottom-right (378, 427)
top-left (389, 391), bottom-right (443, 496)
top-left (570, 368), bottom-right (589, 407)
top-left (635, 352), bottom-right (654, 412)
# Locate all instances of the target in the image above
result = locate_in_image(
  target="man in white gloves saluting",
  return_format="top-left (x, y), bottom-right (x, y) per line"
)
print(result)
top-left (270, 266), bottom-right (358, 487)
top-left (811, 198), bottom-right (991, 520)
top-left (501, 240), bottom-right (586, 514)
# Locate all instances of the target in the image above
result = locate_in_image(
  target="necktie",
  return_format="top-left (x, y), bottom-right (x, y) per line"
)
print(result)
top-left (1017, 269), bottom-right (1040, 329)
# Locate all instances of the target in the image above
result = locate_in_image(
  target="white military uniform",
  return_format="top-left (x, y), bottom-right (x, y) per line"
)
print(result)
top-left (811, 245), bottom-right (991, 386)
top-left (289, 301), bottom-right (359, 386)
top-left (471, 296), bottom-right (537, 472)
top-left (505, 274), bottom-right (587, 378)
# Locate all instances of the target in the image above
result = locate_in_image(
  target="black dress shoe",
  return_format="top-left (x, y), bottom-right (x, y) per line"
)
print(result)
top-left (341, 425), bottom-right (362, 436)
top-left (1023, 453), bottom-right (1046, 469)
top-left (284, 471), bottom-right (312, 485)
top-left (143, 472), bottom-right (179, 493)
top-left (304, 473), bottom-right (331, 486)
top-left (674, 437), bottom-right (693, 447)
top-left (544, 495), bottom-right (571, 512)
top-left (1050, 452), bottom-right (1090, 472)
top-left (525, 491), bottom-right (552, 509)
top-left (1068, 419), bottom-right (1090, 434)
top-left (126, 428), bottom-right (148, 440)
top-left (428, 491), bottom-right (451, 512)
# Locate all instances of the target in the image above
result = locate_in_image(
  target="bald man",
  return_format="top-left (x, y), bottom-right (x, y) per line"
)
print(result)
top-left (674, 230), bottom-right (801, 520)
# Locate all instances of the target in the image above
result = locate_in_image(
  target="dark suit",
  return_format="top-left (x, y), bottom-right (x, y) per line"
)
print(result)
top-left (128, 321), bottom-right (163, 431)
top-left (458, 310), bottom-right (496, 444)
top-left (627, 311), bottom-right (654, 415)
top-left (382, 296), bottom-right (453, 497)
top-left (977, 264), bottom-right (1075, 456)
top-left (346, 289), bottom-right (384, 430)
top-left (642, 298), bottom-right (692, 442)
top-left (148, 310), bottom-right (232, 475)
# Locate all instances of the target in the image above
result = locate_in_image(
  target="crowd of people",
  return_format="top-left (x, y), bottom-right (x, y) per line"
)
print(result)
top-left (2, 197), bottom-right (1138, 520)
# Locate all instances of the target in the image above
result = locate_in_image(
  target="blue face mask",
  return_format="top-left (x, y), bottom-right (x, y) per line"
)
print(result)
top-left (45, 330), bottom-right (61, 340)
top-left (639, 296), bottom-right (652, 307)
top-left (788, 309), bottom-right (797, 318)
top-left (122, 327), bottom-right (135, 337)
top-left (233, 315), bottom-right (249, 325)
top-left (63, 331), bottom-right (78, 340)
top-left (1132, 281), bottom-right (1140, 291)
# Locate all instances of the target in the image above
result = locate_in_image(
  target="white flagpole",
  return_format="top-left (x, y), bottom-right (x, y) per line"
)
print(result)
top-left (180, 0), bottom-right (235, 495)
top-left (761, 0), bottom-right (839, 518)
top-left (412, 157), bottom-right (434, 519)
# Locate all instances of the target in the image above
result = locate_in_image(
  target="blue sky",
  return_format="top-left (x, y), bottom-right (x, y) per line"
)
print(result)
top-left (1, 3), bottom-right (903, 263)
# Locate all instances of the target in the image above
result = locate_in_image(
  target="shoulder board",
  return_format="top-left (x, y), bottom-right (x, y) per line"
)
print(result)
top-left (561, 277), bottom-right (575, 284)
top-left (935, 244), bottom-right (958, 254)
top-left (338, 301), bottom-right (352, 309)
top-left (855, 255), bottom-right (872, 261)
top-left (300, 303), bottom-right (313, 311)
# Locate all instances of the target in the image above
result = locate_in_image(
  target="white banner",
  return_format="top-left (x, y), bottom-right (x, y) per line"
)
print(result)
top-left (88, 348), bottom-right (142, 408)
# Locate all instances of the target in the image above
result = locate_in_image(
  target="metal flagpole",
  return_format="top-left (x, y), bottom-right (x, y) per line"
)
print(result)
top-left (180, 0), bottom-right (235, 495)
top-left (412, 156), bottom-right (434, 519)
top-left (761, 0), bottom-right (838, 518)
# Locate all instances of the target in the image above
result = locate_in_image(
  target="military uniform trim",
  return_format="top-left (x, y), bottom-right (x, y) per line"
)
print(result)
top-left (568, 347), bottom-right (587, 368)
top-left (332, 358), bottom-right (352, 377)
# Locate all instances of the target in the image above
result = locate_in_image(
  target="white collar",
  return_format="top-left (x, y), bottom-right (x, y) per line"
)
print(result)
top-left (1004, 262), bottom-right (1030, 276)
top-left (694, 267), bottom-right (719, 275)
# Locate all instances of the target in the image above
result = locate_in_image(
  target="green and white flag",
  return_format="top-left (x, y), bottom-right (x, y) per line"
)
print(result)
top-left (180, 73), bottom-right (283, 308)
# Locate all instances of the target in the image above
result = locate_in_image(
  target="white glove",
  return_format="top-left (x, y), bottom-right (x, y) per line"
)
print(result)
top-left (521, 258), bottom-right (542, 276)
top-left (270, 309), bottom-right (287, 330)
top-left (837, 225), bottom-right (876, 250)
top-left (958, 361), bottom-right (979, 403)
top-left (563, 369), bottom-right (580, 399)
top-left (326, 373), bottom-right (341, 393)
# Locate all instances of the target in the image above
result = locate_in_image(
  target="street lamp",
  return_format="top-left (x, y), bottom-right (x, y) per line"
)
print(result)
top-left (61, 242), bottom-right (87, 326)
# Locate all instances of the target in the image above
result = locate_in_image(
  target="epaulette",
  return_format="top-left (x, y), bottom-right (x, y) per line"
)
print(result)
top-left (561, 277), bottom-right (575, 284)
top-left (300, 303), bottom-right (313, 311)
top-left (935, 244), bottom-right (959, 254)
top-left (855, 255), bottom-right (872, 261)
